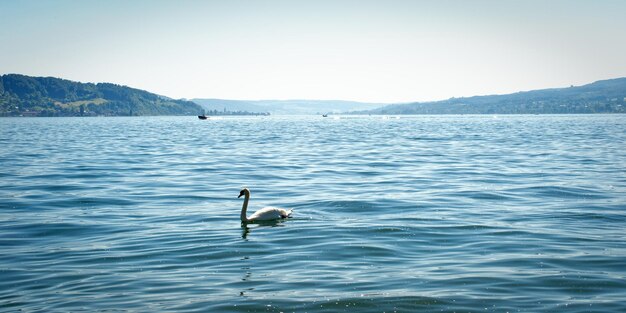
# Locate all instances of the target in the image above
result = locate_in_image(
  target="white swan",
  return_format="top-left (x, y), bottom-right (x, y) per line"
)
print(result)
top-left (238, 188), bottom-right (293, 222)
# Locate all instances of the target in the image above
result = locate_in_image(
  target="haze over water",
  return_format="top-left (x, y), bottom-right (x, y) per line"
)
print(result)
top-left (1, 115), bottom-right (625, 312)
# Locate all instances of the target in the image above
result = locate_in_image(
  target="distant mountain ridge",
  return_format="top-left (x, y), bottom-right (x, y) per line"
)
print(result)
top-left (3, 74), bottom-right (625, 116)
top-left (192, 98), bottom-right (385, 115)
top-left (357, 77), bottom-right (626, 114)
top-left (0, 74), bottom-right (203, 116)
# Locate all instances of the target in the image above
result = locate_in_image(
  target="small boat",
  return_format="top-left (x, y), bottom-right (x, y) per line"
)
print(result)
top-left (198, 115), bottom-right (208, 120)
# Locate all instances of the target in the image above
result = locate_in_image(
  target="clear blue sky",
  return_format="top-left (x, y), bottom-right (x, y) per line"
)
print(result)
top-left (1, 0), bottom-right (625, 103)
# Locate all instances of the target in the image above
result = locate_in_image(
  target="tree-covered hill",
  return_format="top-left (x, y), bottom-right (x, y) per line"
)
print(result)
top-left (357, 77), bottom-right (626, 115)
top-left (0, 74), bottom-right (203, 116)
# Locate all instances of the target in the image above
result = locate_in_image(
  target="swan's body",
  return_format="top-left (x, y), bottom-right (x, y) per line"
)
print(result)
top-left (238, 188), bottom-right (292, 222)
top-left (246, 206), bottom-right (291, 221)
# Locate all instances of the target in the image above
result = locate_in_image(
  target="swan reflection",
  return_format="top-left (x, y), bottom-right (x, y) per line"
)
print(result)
top-left (241, 220), bottom-right (285, 239)
top-left (238, 217), bottom-right (288, 297)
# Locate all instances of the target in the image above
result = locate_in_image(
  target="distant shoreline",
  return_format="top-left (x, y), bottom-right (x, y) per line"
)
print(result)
top-left (3, 112), bottom-right (626, 118)
top-left (3, 74), bottom-right (626, 116)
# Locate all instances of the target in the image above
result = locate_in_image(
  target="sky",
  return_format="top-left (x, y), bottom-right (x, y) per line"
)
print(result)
top-left (1, 0), bottom-right (626, 103)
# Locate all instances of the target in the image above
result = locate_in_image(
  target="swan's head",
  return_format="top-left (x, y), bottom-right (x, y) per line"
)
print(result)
top-left (238, 188), bottom-right (249, 198)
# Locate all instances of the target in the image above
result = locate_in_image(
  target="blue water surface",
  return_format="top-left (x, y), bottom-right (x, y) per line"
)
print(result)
top-left (1, 115), bottom-right (625, 312)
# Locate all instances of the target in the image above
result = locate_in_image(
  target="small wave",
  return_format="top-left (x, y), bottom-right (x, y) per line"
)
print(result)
top-left (507, 185), bottom-right (609, 200)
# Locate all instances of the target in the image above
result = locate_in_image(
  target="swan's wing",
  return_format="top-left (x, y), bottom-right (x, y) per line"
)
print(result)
top-left (248, 207), bottom-right (293, 221)
top-left (273, 207), bottom-right (293, 218)
top-left (248, 207), bottom-right (283, 221)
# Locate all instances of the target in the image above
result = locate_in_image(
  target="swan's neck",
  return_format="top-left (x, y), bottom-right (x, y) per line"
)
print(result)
top-left (240, 192), bottom-right (250, 222)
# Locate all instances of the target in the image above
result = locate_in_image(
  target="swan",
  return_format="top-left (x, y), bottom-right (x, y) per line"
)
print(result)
top-left (238, 188), bottom-right (293, 222)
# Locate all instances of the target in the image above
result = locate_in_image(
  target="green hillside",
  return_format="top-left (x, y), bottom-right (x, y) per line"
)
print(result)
top-left (359, 78), bottom-right (626, 114)
top-left (0, 74), bottom-right (203, 117)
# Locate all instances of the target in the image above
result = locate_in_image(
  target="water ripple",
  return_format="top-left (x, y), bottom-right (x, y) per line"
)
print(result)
top-left (1, 115), bottom-right (625, 312)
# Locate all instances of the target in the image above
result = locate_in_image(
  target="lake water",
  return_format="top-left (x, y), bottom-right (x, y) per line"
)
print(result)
top-left (1, 115), bottom-right (625, 312)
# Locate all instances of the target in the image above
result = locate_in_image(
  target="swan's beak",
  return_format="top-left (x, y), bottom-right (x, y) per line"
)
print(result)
top-left (238, 191), bottom-right (244, 198)
top-left (238, 194), bottom-right (243, 198)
